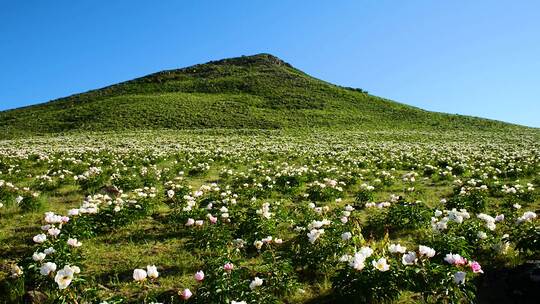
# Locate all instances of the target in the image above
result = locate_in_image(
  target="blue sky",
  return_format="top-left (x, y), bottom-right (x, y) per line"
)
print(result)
top-left (1, 0), bottom-right (539, 127)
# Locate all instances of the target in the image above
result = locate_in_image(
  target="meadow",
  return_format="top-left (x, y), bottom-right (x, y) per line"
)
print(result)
top-left (0, 129), bottom-right (538, 303)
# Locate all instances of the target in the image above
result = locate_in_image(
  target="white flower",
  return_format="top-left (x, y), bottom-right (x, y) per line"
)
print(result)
top-left (33, 234), bottom-right (47, 243)
top-left (517, 211), bottom-right (537, 224)
top-left (418, 245), bottom-right (435, 258)
top-left (167, 189), bottom-right (175, 198)
top-left (44, 247), bottom-right (56, 255)
top-left (388, 243), bottom-right (406, 254)
top-left (402, 251), bottom-right (417, 265)
top-left (359, 246), bottom-right (373, 258)
top-left (444, 253), bottom-right (467, 265)
top-left (40, 262), bottom-right (57, 276)
top-left (185, 218), bottom-right (195, 226)
top-left (254, 240), bottom-right (263, 250)
top-left (147, 265), bottom-right (159, 279)
top-left (32, 252), bottom-right (46, 262)
top-left (453, 271), bottom-right (466, 284)
top-left (67, 238), bottom-right (82, 247)
top-left (372, 257), bottom-right (390, 272)
top-left (349, 252), bottom-right (366, 271)
top-left (249, 277), bottom-right (263, 289)
top-left (48, 227), bottom-right (61, 237)
top-left (55, 265), bottom-right (75, 289)
top-left (231, 301), bottom-right (247, 304)
top-left (307, 229), bottom-right (324, 244)
top-left (133, 268), bottom-right (147, 281)
top-left (341, 232), bottom-right (352, 241)
top-left (477, 231), bottom-right (487, 239)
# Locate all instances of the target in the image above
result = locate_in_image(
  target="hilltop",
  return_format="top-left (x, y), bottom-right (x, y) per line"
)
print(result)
top-left (0, 54), bottom-right (528, 139)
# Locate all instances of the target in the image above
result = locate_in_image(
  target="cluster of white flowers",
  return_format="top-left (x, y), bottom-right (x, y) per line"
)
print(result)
top-left (516, 211), bottom-right (537, 224)
top-left (133, 265), bottom-right (159, 282)
top-left (431, 208), bottom-right (471, 231)
top-left (307, 228), bottom-right (325, 244)
top-left (249, 276), bottom-right (264, 289)
top-left (256, 202), bottom-right (272, 219)
top-left (477, 213), bottom-right (497, 230)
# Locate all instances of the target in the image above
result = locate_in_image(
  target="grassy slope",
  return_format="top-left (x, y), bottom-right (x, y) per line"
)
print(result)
top-left (0, 54), bottom-right (527, 139)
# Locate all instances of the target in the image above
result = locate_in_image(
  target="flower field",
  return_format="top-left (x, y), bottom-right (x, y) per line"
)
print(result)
top-left (0, 129), bottom-right (538, 303)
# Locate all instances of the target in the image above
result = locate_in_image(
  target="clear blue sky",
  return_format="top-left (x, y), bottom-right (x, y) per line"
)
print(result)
top-left (1, 0), bottom-right (539, 127)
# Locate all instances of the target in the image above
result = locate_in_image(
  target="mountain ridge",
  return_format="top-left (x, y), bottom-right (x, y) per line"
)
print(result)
top-left (0, 53), bottom-right (532, 139)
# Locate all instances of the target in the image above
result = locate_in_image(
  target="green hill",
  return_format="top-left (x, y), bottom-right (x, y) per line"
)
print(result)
top-left (0, 54), bottom-right (527, 138)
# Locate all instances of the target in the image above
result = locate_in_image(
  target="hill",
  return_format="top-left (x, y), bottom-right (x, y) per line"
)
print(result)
top-left (0, 54), bottom-right (528, 139)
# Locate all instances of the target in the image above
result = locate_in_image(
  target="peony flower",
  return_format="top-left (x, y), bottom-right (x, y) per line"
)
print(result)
top-left (453, 271), bottom-right (466, 284)
top-left (32, 252), bottom-right (46, 262)
top-left (372, 257), bottom-right (390, 272)
top-left (249, 277), bottom-right (263, 289)
top-left (55, 265), bottom-right (75, 289)
top-left (33, 234), bottom-right (47, 243)
top-left (517, 211), bottom-right (537, 224)
top-left (67, 238), bottom-right (82, 247)
top-left (147, 265), bottom-right (159, 279)
top-left (349, 252), bottom-right (366, 271)
top-left (133, 268), bottom-right (147, 281)
top-left (341, 232), bottom-right (352, 241)
top-left (40, 262), bottom-right (57, 276)
top-left (194, 270), bottom-right (204, 282)
top-left (224, 262), bottom-right (234, 272)
top-left (477, 231), bottom-right (487, 239)
top-left (388, 243), bottom-right (407, 254)
top-left (48, 227), bottom-right (61, 237)
top-left (307, 229), bottom-right (324, 243)
top-left (359, 246), bottom-right (373, 258)
top-left (469, 261), bottom-right (483, 273)
top-left (402, 251), bottom-right (417, 265)
top-left (44, 247), bottom-right (56, 255)
top-left (444, 253), bottom-right (467, 266)
top-left (179, 288), bottom-right (192, 300)
top-left (418, 245), bottom-right (435, 258)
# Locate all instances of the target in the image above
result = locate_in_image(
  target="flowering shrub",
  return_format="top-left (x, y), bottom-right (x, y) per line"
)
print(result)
top-left (0, 130), bottom-right (538, 303)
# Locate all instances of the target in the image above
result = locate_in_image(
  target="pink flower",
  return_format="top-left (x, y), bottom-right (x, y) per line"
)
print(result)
top-left (194, 270), bottom-right (204, 282)
top-left (454, 256), bottom-right (467, 266)
top-left (224, 262), bottom-right (234, 272)
top-left (470, 261), bottom-right (483, 273)
top-left (179, 288), bottom-right (192, 300)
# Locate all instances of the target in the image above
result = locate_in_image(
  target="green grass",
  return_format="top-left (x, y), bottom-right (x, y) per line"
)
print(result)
top-left (0, 54), bottom-right (530, 139)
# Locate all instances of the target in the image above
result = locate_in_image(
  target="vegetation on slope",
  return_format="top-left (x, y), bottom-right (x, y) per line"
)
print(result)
top-left (0, 54), bottom-right (527, 139)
